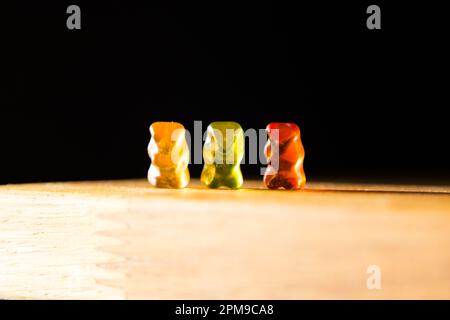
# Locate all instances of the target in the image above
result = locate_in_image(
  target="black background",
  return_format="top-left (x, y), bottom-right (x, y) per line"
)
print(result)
top-left (3, 1), bottom-right (449, 184)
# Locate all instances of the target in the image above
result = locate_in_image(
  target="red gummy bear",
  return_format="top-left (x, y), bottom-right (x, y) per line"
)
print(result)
top-left (264, 122), bottom-right (306, 190)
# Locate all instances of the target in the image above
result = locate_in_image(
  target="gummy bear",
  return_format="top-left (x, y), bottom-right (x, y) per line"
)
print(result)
top-left (201, 122), bottom-right (244, 189)
top-left (264, 122), bottom-right (306, 190)
top-left (148, 122), bottom-right (190, 188)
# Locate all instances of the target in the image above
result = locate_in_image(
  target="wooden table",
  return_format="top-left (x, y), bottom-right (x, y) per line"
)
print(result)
top-left (1, 179), bottom-right (449, 299)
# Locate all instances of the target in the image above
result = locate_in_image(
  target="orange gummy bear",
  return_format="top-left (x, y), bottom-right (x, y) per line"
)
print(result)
top-left (148, 122), bottom-right (190, 188)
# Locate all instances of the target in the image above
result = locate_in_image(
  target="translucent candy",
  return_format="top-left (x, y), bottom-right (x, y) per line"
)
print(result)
top-left (264, 122), bottom-right (306, 190)
top-left (201, 122), bottom-right (244, 189)
top-left (148, 122), bottom-right (190, 188)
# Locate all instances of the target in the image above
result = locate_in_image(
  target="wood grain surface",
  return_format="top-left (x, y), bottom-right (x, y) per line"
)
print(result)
top-left (1, 179), bottom-right (449, 299)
